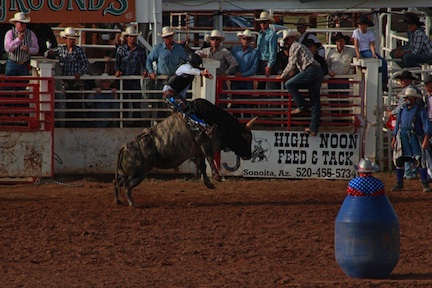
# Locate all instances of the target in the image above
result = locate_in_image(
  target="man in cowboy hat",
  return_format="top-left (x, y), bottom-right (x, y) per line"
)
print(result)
top-left (394, 16), bottom-right (432, 68)
top-left (391, 87), bottom-right (432, 192)
top-left (4, 12), bottom-right (39, 77)
top-left (195, 29), bottom-right (238, 77)
top-left (115, 26), bottom-right (148, 126)
top-left (231, 29), bottom-right (259, 116)
top-left (296, 18), bottom-right (325, 58)
top-left (45, 26), bottom-right (89, 127)
top-left (276, 29), bottom-right (324, 137)
top-left (86, 73), bottom-right (119, 128)
top-left (327, 32), bottom-right (356, 87)
top-left (146, 26), bottom-right (188, 120)
top-left (255, 11), bottom-right (278, 85)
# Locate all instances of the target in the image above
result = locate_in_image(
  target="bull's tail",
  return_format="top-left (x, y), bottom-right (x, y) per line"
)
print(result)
top-left (113, 145), bottom-right (127, 205)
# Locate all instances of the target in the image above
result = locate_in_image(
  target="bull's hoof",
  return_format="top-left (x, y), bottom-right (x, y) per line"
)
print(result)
top-left (115, 199), bottom-right (123, 206)
top-left (205, 182), bottom-right (215, 189)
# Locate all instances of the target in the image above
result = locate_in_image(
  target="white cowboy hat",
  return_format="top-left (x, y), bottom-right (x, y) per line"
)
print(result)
top-left (354, 158), bottom-right (380, 173)
top-left (9, 12), bottom-right (30, 23)
top-left (282, 29), bottom-right (301, 40)
top-left (237, 29), bottom-right (255, 40)
top-left (60, 27), bottom-right (80, 39)
top-left (255, 11), bottom-right (275, 24)
top-left (398, 87), bottom-right (423, 99)
top-left (123, 26), bottom-right (142, 37)
top-left (295, 18), bottom-right (311, 27)
top-left (207, 29), bottom-right (225, 42)
top-left (95, 73), bottom-right (114, 87)
top-left (158, 26), bottom-right (175, 38)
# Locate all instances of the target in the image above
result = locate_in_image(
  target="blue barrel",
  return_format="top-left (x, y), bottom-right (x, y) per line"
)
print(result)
top-left (335, 195), bottom-right (400, 278)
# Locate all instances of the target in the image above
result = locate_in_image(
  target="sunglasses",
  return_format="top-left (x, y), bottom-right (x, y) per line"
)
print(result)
top-left (210, 38), bottom-right (221, 41)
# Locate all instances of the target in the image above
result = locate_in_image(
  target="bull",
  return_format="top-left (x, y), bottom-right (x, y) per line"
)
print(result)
top-left (114, 98), bottom-right (256, 206)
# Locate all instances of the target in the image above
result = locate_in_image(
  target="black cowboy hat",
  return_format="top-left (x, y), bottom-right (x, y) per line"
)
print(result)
top-left (331, 32), bottom-right (351, 44)
top-left (395, 70), bottom-right (417, 80)
top-left (357, 15), bottom-right (374, 27)
top-left (405, 15), bottom-right (425, 26)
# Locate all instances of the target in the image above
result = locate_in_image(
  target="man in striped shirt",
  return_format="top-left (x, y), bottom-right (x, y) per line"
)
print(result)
top-left (4, 12), bottom-right (39, 77)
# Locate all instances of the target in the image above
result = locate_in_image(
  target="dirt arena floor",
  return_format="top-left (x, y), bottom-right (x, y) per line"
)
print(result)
top-left (1, 172), bottom-right (432, 287)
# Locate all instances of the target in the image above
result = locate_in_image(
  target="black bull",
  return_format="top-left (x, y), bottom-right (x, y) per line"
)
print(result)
top-left (114, 98), bottom-right (256, 206)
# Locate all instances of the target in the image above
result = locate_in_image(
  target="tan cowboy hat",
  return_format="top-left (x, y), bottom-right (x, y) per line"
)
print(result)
top-left (255, 11), bottom-right (275, 24)
top-left (158, 26), bottom-right (175, 38)
top-left (207, 29), bottom-right (225, 42)
top-left (398, 87), bottom-right (423, 99)
top-left (354, 158), bottom-right (380, 173)
top-left (237, 29), bottom-right (255, 40)
top-left (295, 18), bottom-right (311, 27)
top-left (124, 26), bottom-right (142, 37)
top-left (9, 12), bottom-right (31, 23)
top-left (95, 73), bottom-right (114, 87)
top-left (282, 29), bottom-right (301, 40)
top-left (60, 27), bottom-right (80, 39)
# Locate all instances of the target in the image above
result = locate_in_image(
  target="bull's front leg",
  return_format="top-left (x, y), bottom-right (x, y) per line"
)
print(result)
top-left (192, 156), bottom-right (215, 189)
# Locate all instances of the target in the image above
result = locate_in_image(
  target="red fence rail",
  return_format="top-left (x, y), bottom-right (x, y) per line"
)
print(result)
top-left (216, 76), bottom-right (365, 132)
top-left (0, 76), bottom-right (55, 131)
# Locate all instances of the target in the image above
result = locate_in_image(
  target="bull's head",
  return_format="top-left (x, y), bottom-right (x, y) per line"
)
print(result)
top-left (229, 116), bottom-right (257, 160)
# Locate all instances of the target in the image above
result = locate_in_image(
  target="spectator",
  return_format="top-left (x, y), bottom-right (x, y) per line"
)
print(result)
top-left (352, 15), bottom-right (389, 90)
top-left (4, 12), bottom-right (39, 77)
top-left (45, 27), bottom-right (89, 127)
top-left (390, 13), bottom-right (420, 59)
top-left (146, 26), bottom-right (188, 120)
top-left (391, 87), bottom-right (431, 192)
top-left (276, 29), bottom-right (324, 136)
top-left (393, 16), bottom-right (432, 68)
top-left (86, 73), bottom-right (119, 128)
top-left (195, 29), bottom-right (238, 77)
top-left (303, 39), bottom-right (328, 76)
top-left (115, 26), bottom-right (148, 126)
top-left (231, 29), bottom-right (259, 117)
top-left (254, 11), bottom-right (278, 89)
top-left (296, 18), bottom-right (325, 58)
top-left (326, 32), bottom-right (356, 91)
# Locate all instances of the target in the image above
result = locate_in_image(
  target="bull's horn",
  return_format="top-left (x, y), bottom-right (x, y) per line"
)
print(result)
top-left (246, 116), bottom-right (258, 128)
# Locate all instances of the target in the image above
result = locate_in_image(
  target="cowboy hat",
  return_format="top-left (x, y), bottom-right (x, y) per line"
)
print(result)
top-left (95, 73), bottom-right (114, 87)
top-left (123, 26), bottom-right (142, 37)
top-left (395, 70), bottom-right (417, 80)
top-left (398, 87), bottom-right (423, 99)
top-left (9, 12), bottom-right (30, 23)
top-left (255, 11), bottom-right (275, 24)
top-left (158, 26), bottom-right (175, 38)
top-left (207, 29), bottom-right (225, 42)
top-left (356, 15), bottom-right (374, 27)
top-left (282, 29), bottom-right (301, 40)
top-left (354, 158), bottom-right (380, 173)
top-left (302, 39), bottom-right (318, 47)
top-left (405, 16), bottom-right (425, 26)
top-left (423, 74), bottom-right (432, 84)
top-left (295, 18), bottom-right (311, 27)
top-left (60, 27), bottom-right (80, 39)
top-left (331, 32), bottom-right (351, 44)
top-left (237, 29), bottom-right (255, 40)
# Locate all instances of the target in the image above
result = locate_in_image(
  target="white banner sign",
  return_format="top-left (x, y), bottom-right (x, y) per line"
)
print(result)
top-left (220, 131), bottom-right (361, 180)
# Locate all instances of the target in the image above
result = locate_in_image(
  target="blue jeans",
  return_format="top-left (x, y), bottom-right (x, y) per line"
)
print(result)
top-left (5, 59), bottom-right (29, 76)
top-left (360, 50), bottom-right (388, 86)
top-left (399, 53), bottom-right (432, 68)
top-left (285, 65), bottom-right (324, 133)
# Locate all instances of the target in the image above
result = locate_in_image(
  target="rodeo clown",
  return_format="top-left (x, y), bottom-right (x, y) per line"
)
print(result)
top-left (162, 53), bottom-right (213, 126)
top-left (347, 158), bottom-right (384, 196)
top-left (391, 87), bottom-right (432, 192)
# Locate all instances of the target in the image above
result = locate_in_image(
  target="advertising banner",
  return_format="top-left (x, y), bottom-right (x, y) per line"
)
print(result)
top-left (221, 130), bottom-right (361, 180)
top-left (0, 1), bottom-right (136, 23)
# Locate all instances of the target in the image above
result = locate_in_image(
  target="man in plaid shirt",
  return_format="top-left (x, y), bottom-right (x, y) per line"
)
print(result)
top-left (45, 27), bottom-right (89, 127)
top-left (277, 29), bottom-right (324, 136)
top-left (115, 26), bottom-right (148, 126)
top-left (395, 16), bottom-right (432, 68)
